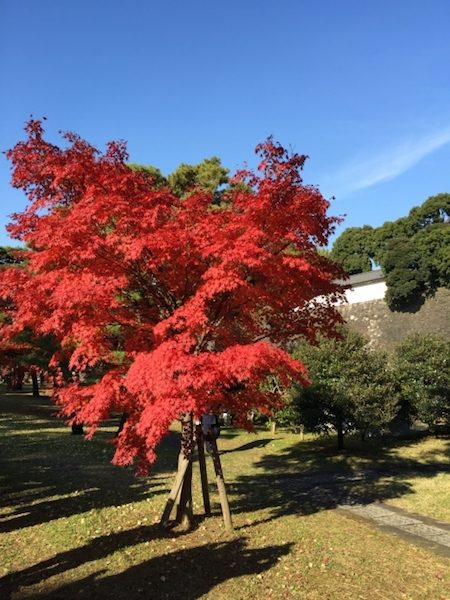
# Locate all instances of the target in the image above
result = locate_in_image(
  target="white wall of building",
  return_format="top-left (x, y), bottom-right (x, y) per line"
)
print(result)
top-left (345, 281), bottom-right (387, 304)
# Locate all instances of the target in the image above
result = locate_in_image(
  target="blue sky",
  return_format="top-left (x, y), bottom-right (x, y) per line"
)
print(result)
top-left (1, 0), bottom-right (450, 247)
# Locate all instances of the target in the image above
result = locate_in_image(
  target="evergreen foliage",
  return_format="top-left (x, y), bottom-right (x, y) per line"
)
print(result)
top-left (331, 193), bottom-right (450, 310)
top-left (393, 333), bottom-right (450, 430)
top-left (288, 328), bottom-right (398, 447)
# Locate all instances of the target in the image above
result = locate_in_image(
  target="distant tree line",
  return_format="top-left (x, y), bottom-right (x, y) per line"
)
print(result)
top-left (330, 193), bottom-right (450, 310)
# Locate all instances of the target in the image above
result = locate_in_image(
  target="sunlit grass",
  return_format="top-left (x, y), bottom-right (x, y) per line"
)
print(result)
top-left (385, 472), bottom-right (450, 522)
top-left (1, 391), bottom-right (449, 599)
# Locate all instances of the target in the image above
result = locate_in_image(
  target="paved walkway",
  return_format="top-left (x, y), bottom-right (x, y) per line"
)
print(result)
top-left (338, 501), bottom-right (450, 557)
top-left (267, 467), bottom-right (450, 558)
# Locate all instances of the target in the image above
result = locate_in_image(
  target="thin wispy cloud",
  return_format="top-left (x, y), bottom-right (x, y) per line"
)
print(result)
top-left (326, 127), bottom-right (450, 198)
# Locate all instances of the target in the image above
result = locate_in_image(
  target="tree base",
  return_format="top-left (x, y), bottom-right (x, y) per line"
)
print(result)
top-left (160, 418), bottom-right (233, 532)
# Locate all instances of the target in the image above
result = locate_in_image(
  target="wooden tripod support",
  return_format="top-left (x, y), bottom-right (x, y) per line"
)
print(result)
top-left (160, 419), bottom-right (233, 531)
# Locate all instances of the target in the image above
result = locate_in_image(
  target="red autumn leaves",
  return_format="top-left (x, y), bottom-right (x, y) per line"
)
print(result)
top-left (1, 122), bottom-right (345, 472)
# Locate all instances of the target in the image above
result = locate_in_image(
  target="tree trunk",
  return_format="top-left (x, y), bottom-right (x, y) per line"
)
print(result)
top-left (12, 366), bottom-right (25, 390)
top-left (336, 416), bottom-right (345, 450)
top-left (31, 371), bottom-right (40, 398)
top-left (299, 424), bottom-right (305, 441)
top-left (116, 412), bottom-right (128, 436)
top-left (176, 414), bottom-right (194, 528)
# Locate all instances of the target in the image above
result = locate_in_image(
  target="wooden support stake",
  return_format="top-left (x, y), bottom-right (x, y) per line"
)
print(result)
top-left (210, 438), bottom-right (233, 531)
top-left (173, 451), bottom-right (185, 511)
top-left (176, 455), bottom-right (193, 528)
top-left (161, 414), bottom-right (234, 531)
top-left (160, 452), bottom-right (190, 527)
top-left (195, 424), bottom-right (211, 516)
top-left (168, 412), bottom-right (194, 529)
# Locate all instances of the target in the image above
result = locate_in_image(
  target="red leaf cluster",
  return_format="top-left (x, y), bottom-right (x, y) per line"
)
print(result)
top-left (1, 123), bottom-right (346, 472)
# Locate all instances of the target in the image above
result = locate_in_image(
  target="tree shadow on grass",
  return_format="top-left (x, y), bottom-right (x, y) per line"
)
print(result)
top-left (227, 435), bottom-right (450, 527)
top-left (216, 428), bottom-right (240, 440)
top-left (220, 438), bottom-right (274, 454)
top-left (0, 523), bottom-right (168, 598)
top-left (0, 393), bottom-right (180, 533)
top-left (1, 527), bottom-right (291, 600)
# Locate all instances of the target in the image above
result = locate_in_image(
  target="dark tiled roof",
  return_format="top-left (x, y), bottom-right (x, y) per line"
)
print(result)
top-left (336, 270), bottom-right (385, 287)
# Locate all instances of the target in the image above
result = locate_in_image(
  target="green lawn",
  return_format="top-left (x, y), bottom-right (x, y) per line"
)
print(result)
top-left (217, 427), bottom-right (450, 522)
top-left (1, 391), bottom-right (449, 599)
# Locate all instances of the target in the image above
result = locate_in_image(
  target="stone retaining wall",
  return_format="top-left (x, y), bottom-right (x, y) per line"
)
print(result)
top-left (339, 287), bottom-right (450, 350)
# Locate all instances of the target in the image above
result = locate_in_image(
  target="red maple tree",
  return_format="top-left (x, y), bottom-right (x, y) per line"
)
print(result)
top-left (1, 121), bottom-right (345, 474)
